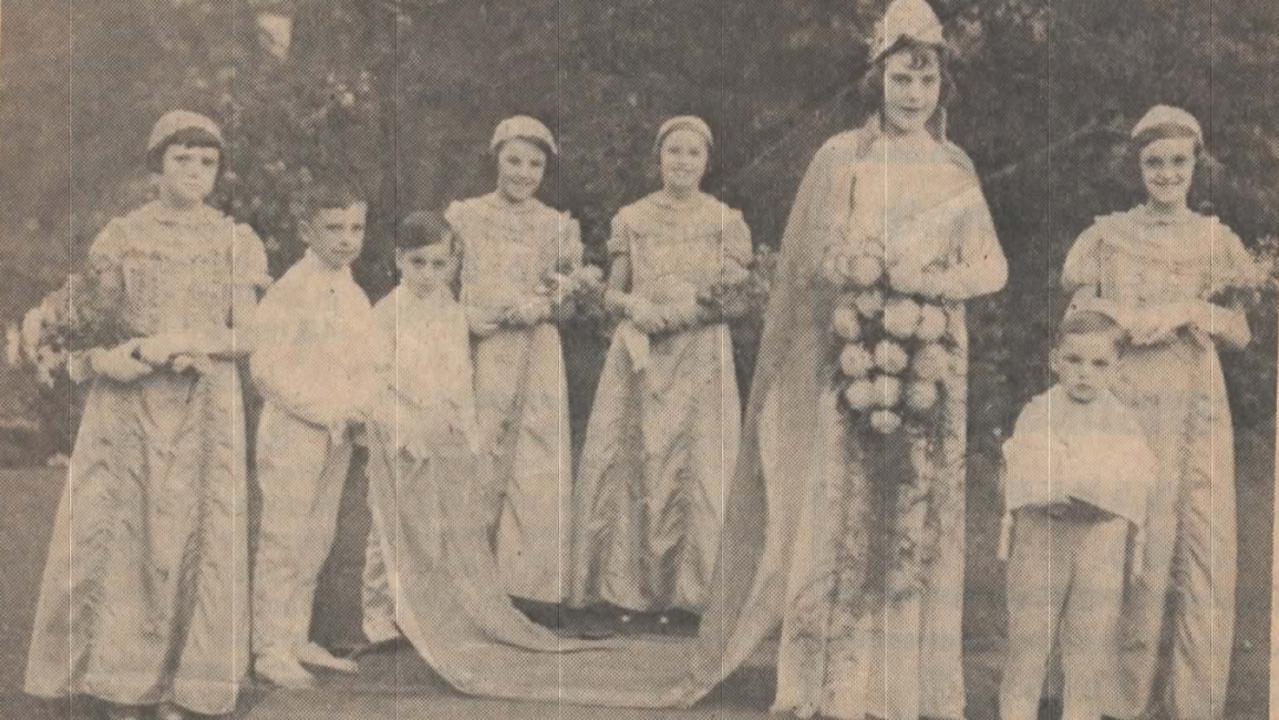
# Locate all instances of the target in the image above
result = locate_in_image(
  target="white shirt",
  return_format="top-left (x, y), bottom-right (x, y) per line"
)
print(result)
top-left (1002, 385), bottom-right (1156, 525)
top-left (369, 286), bottom-right (477, 457)
top-left (251, 252), bottom-right (375, 427)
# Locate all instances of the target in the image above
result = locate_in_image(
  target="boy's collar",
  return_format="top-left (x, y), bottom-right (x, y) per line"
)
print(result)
top-left (301, 249), bottom-right (355, 277)
top-left (399, 284), bottom-right (454, 305)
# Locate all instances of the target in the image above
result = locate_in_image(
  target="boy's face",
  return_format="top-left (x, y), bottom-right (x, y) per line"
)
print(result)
top-left (396, 241), bottom-right (457, 296)
top-left (302, 202), bottom-right (366, 270)
top-left (1052, 331), bottom-right (1119, 404)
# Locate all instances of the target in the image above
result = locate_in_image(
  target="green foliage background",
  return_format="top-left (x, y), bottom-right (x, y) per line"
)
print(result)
top-left (3, 0), bottom-right (1277, 458)
top-left (0, 2), bottom-right (1276, 706)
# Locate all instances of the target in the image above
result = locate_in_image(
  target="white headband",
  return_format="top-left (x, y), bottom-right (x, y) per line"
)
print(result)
top-left (147, 110), bottom-right (223, 154)
top-left (490, 115), bottom-right (559, 156)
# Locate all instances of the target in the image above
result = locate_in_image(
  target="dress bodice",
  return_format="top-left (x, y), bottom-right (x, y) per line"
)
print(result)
top-left (609, 192), bottom-right (752, 302)
top-left (1063, 207), bottom-right (1255, 307)
top-left (447, 194), bottom-right (582, 310)
top-left (87, 201), bottom-right (268, 337)
top-left (845, 134), bottom-right (995, 273)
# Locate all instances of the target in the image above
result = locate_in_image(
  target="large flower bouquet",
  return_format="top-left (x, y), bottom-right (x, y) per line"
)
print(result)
top-left (824, 240), bottom-right (955, 435)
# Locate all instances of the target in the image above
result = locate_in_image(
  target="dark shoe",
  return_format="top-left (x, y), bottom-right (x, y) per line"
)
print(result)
top-left (349, 634), bottom-right (411, 659)
top-left (511, 596), bottom-right (565, 629)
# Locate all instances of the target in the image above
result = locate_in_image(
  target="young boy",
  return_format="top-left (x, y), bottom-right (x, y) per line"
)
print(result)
top-left (998, 297), bottom-right (1157, 720)
top-left (251, 182), bottom-right (375, 687)
top-left (360, 210), bottom-right (477, 646)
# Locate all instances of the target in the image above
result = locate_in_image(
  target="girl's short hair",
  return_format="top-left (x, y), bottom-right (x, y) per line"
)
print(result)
top-left (397, 210), bottom-right (454, 251)
top-left (145, 126), bottom-right (224, 174)
top-left (859, 39), bottom-right (957, 110)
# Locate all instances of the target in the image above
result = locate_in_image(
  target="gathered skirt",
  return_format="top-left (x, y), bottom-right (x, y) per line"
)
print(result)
top-left (25, 362), bottom-right (250, 715)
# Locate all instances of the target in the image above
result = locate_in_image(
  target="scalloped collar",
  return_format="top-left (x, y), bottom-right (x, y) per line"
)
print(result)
top-left (479, 192), bottom-right (547, 216)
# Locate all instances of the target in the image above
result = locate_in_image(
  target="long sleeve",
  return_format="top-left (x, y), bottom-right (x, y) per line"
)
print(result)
top-left (250, 266), bottom-right (375, 427)
top-left (1001, 395), bottom-right (1055, 513)
top-left (66, 220), bottom-right (131, 382)
top-left (250, 278), bottom-right (332, 426)
top-left (206, 224), bottom-right (270, 359)
top-left (940, 183), bottom-right (1007, 300)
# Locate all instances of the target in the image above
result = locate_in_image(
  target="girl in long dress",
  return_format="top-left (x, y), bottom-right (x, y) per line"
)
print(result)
top-left (24, 111), bottom-right (268, 720)
top-left (1062, 105), bottom-right (1255, 720)
top-left (753, 3), bottom-right (1007, 715)
top-left (444, 116), bottom-right (580, 612)
top-left (571, 116), bottom-right (749, 622)
top-left (258, 4), bottom-right (1007, 715)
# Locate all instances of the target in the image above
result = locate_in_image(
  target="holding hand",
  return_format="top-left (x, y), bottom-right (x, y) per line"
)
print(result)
top-left (500, 297), bottom-right (553, 327)
top-left (627, 297), bottom-right (668, 335)
top-left (1126, 302), bottom-right (1208, 345)
top-left (134, 332), bottom-right (203, 367)
top-left (91, 341), bottom-right (154, 383)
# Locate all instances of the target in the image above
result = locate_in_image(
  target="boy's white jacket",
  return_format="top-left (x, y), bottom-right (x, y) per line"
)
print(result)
top-left (1002, 385), bottom-right (1156, 525)
top-left (250, 252), bottom-right (377, 427)
top-left (367, 286), bottom-right (479, 457)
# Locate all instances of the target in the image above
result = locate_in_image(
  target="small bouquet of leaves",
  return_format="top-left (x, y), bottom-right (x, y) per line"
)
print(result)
top-left (696, 248), bottom-right (775, 323)
top-left (20, 267), bottom-right (133, 385)
top-left (1208, 234), bottom-right (1279, 309)
top-left (538, 261), bottom-right (608, 326)
top-left (823, 242), bottom-right (955, 435)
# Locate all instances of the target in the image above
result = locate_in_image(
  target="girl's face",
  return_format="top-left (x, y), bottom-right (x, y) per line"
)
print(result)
top-left (495, 138), bottom-right (547, 203)
top-left (659, 128), bottom-right (709, 195)
top-left (397, 241), bottom-right (458, 297)
top-left (1139, 136), bottom-right (1197, 210)
top-left (158, 143), bottom-right (220, 208)
top-left (881, 48), bottom-right (942, 136)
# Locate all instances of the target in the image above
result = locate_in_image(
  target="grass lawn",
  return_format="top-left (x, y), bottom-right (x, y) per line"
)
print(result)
top-left (0, 428), bottom-right (1271, 718)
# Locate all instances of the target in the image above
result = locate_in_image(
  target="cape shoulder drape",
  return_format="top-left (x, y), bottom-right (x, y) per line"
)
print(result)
top-left (353, 119), bottom-right (997, 711)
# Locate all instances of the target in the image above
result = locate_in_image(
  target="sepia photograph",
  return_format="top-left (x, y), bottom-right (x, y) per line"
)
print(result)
top-left (0, 1), bottom-right (1276, 718)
